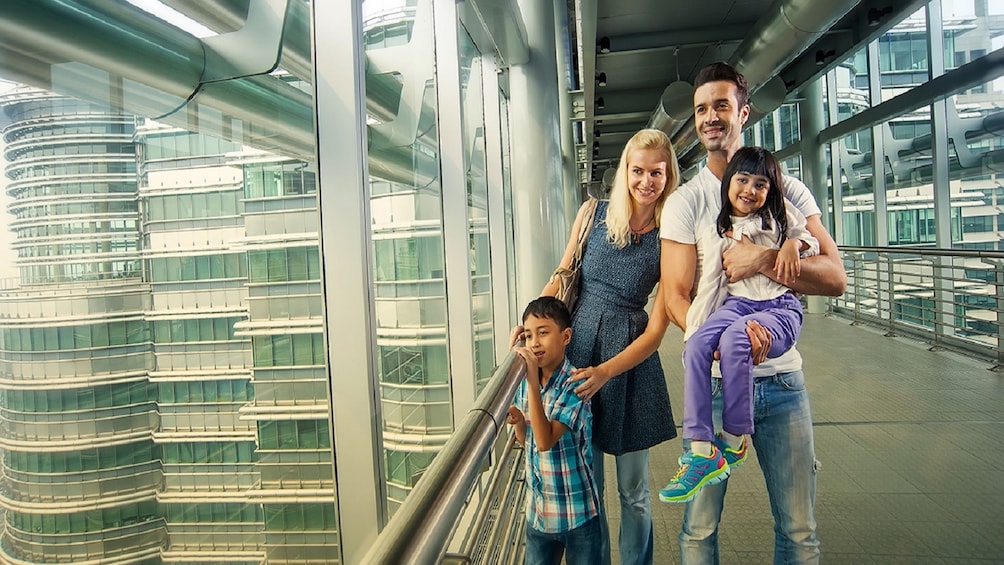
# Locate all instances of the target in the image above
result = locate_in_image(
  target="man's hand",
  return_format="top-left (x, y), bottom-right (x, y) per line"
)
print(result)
top-left (746, 320), bottom-right (772, 365)
top-left (722, 236), bottom-right (774, 283)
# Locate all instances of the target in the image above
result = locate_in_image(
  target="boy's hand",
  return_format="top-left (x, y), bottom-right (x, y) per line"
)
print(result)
top-left (507, 405), bottom-right (527, 445)
top-left (508, 325), bottom-right (525, 348)
top-left (514, 346), bottom-right (540, 385)
top-left (507, 405), bottom-right (524, 425)
top-left (773, 239), bottom-right (802, 285)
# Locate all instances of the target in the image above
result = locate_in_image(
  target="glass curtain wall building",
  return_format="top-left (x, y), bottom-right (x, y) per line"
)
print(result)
top-left (0, 0), bottom-right (530, 562)
top-left (753, 0), bottom-right (1004, 350)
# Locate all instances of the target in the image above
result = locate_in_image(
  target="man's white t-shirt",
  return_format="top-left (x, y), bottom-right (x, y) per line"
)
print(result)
top-left (660, 166), bottom-right (822, 377)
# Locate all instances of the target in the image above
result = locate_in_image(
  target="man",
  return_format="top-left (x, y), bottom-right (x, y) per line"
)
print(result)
top-left (660, 62), bottom-right (846, 564)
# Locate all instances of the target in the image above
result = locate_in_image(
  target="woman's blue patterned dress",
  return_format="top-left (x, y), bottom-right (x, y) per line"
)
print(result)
top-left (565, 201), bottom-right (677, 455)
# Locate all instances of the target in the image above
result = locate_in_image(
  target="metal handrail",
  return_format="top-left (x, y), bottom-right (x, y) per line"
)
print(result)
top-left (362, 348), bottom-right (526, 564)
top-left (839, 245), bottom-right (1004, 260)
top-left (834, 245), bottom-right (1004, 370)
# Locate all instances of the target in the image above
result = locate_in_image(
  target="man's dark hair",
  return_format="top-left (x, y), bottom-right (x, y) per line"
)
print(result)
top-left (717, 146), bottom-right (788, 245)
top-left (694, 61), bottom-right (750, 109)
top-left (522, 296), bottom-right (572, 330)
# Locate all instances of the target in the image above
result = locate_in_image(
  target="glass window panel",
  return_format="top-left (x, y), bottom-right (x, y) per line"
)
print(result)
top-left (272, 335), bottom-right (292, 366)
top-left (288, 247), bottom-right (308, 281)
top-left (292, 334), bottom-right (313, 366)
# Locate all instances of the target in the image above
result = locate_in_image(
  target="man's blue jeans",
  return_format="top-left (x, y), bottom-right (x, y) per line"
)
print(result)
top-left (525, 515), bottom-right (603, 565)
top-left (593, 447), bottom-right (654, 565)
top-left (679, 370), bottom-right (820, 565)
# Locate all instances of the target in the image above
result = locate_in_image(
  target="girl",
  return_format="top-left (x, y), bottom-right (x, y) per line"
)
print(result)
top-left (659, 146), bottom-right (819, 503)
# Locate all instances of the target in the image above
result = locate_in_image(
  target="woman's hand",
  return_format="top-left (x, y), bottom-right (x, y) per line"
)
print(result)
top-left (570, 365), bottom-right (611, 401)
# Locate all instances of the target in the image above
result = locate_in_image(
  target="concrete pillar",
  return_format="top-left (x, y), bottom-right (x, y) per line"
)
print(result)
top-left (798, 77), bottom-right (829, 314)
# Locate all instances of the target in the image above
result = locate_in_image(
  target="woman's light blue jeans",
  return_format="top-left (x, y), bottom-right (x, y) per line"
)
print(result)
top-left (679, 370), bottom-right (820, 565)
top-left (593, 447), bottom-right (654, 565)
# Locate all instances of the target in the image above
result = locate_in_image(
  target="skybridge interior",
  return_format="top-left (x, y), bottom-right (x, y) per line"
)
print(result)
top-left (0, 0), bottom-right (1001, 564)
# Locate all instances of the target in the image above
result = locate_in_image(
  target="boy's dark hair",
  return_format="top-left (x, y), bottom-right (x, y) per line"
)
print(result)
top-left (694, 61), bottom-right (750, 109)
top-left (717, 146), bottom-right (788, 245)
top-left (522, 296), bottom-right (572, 330)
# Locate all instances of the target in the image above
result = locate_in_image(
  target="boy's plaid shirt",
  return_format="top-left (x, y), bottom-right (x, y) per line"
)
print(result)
top-left (515, 357), bottom-right (600, 533)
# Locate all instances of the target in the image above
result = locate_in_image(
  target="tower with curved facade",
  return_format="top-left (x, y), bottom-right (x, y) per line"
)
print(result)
top-left (0, 86), bottom-right (162, 563)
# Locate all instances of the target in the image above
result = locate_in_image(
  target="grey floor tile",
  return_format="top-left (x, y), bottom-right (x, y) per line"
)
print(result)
top-left (606, 313), bottom-right (1004, 565)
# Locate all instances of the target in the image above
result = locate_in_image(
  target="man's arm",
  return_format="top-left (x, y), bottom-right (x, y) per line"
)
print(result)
top-left (721, 214), bottom-right (847, 296)
top-left (660, 238), bottom-right (697, 331)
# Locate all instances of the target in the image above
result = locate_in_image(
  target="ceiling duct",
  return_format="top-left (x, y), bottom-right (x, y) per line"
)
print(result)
top-left (160, 0), bottom-right (313, 81)
top-left (0, 0), bottom-right (441, 186)
top-left (648, 80), bottom-right (694, 139)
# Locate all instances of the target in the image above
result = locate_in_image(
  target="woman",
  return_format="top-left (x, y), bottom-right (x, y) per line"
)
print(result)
top-left (515, 129), bottom-right (679, 565)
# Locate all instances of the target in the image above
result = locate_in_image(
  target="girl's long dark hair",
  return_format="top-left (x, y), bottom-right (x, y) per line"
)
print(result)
top-left (716, 146), bottom-right (787, 245)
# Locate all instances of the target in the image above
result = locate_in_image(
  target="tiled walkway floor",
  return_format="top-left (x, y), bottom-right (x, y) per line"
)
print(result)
top-left (601, 312), bottom-right (1004, 564)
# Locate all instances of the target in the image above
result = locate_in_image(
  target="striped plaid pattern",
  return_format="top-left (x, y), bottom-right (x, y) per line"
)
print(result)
top-left (515, 357), bottom-right (600, 534)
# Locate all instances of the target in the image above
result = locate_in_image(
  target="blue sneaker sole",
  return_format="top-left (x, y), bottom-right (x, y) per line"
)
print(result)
top-left (658, 464), bottom-right (731, 503)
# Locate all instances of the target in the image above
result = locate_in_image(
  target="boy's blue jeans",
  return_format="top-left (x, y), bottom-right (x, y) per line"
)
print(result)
top-left (525, 515), bottom-right (603, 565)
top-left (679, 370), bottom-right (820, 565)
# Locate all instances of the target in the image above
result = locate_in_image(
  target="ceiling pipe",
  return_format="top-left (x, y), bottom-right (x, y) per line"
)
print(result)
top-left (650, 0), bottom-right (862, 161)
top-left (0, 0), bottom-right (316, 160)
top-left (160, 0), bottom-right (313, 82)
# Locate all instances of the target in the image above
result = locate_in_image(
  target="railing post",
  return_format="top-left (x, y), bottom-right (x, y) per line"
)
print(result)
top-left (851, 252), bottom-right (862, 326)
top-left (884, 253), bottom-right (897, 337)
top-left (929, 255), bottom-right (945, 351)
top-left (989, 259), bottom-right (1004, 372)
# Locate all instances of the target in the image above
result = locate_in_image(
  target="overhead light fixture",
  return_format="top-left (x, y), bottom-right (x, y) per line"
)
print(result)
top-left (867, 6), bottom-right (893, 26)
top-left (815, 48), bottom-right (836, 66)
top-left (597, 36), bottom-right (611, 54)
top-left (596, 72), bottom-right (607, 88)
top-left (596, 97), bottom-right (605, 110)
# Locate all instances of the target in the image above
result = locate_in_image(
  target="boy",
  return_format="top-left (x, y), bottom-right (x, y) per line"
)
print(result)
top-left (508, 296), bottom-right (602, 565)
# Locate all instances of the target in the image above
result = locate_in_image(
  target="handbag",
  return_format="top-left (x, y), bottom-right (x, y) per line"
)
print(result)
top-left (551, 198), bottom-right (599, 312)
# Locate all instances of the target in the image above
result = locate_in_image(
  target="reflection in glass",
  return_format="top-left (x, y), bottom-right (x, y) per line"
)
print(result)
top-left (458, 28), bottom-right (495, 394)
top-left (878, 7), bottom-right (929, 102)
top-left (361, 0), bottom-right (451, 515)
top-left (0, 10), bottom-right (340, 565)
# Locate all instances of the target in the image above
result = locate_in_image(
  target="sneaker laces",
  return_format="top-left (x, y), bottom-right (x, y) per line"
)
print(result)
top-left (670, 463), bottom-right (689, 484)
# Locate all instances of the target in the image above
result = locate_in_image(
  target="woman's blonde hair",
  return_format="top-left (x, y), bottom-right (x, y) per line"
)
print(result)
top-left (605, 128), bottom-right (680, 248)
